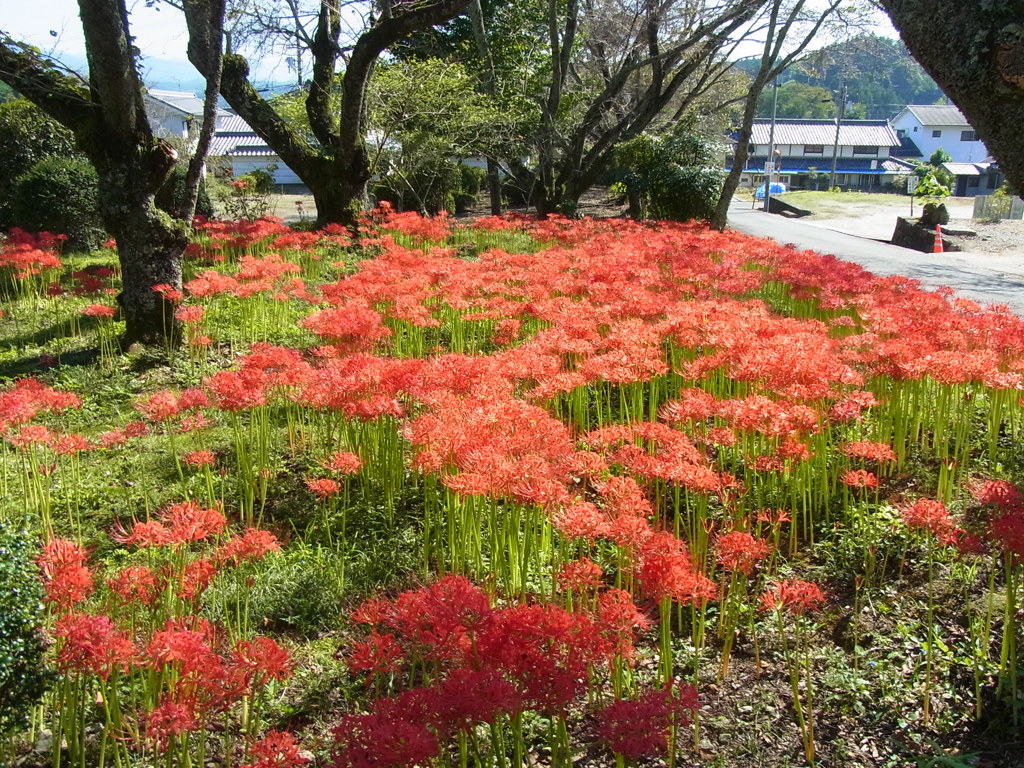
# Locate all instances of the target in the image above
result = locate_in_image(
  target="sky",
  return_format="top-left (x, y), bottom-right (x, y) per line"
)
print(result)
top-left (0, 0), bottom-right (294, 88)
top-left (1, 0), bottom-right (899, 92)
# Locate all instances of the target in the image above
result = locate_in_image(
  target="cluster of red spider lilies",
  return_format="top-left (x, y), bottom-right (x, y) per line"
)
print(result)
top-left (2, 205), bottom-right (1024, 767)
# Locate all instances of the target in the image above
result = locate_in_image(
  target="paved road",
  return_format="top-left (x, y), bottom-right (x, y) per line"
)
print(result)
top-left (727, 203), bottom-right (1024, 315)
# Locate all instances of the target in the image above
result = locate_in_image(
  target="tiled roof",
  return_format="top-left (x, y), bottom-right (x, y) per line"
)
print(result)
top-left (904, 105), bottom-right (969, 127)
top-left (215, 113), bottom-right (255, 134)
top-left (145, 89), bottom-right (207, 116)
top-left (750, 119), bottom-right (899, 147)
top-left (942, 162), bottom-right (983, 176)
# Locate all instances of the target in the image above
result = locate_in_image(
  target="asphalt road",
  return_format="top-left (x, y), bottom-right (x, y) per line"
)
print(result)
top-left (727, 202), bottom-right (1024, 316)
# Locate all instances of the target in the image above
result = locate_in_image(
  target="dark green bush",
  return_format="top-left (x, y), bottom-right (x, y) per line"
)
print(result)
top-left (612, 130), bottom-right (725, 222)
top-left (0, 99), bottom-right (80, 227)
top-left (0, 523), bottom-right (49, 735)
top-left (11, 157), bottom-right (107, 252)
top-left (375, 158), bottom-right (477, 215)
top-left (155, 164), bottom-right (215, 219)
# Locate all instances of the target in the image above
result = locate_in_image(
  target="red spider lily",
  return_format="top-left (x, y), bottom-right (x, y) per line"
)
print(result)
top-left (183, 449), bottom-right (216, 468)
top-left (152, 283), bottom-right (185, 303)
top-left (174, 305), bottom-right (205, 325)
top-left (123, 421), bottom-right (150, 438)
top-left (145, 695), bottom-right (200, 749)
top-left (231, 636), bottom-right (293, 686)
top-left (115, 501), bottom-right (226, 547)
top-left (301, 302), bottom-right (393, 355)
top-left (330, 709), bottom-right (438, 768)
top-left (988, 510), bottom-right (1024, 563)
top-left (427, 668), bottom-right (522, 736)
top-left (305, 477), bottom-right (341, 499)
top-left (760, 579), bottom-right (826, 615)
top-left (147, 622), bottom-right (218, 676)
top-left (322, 451), bottom-right (363, 474)
top-left (7, 423), bottom-right (54, 449)
top-left (107, 565), bottom-right (160, 606)
top-left (350, 597), bottom-right (396, 628)
top-left (969, 479), bottom-right (1024, 511)
top-left (716, 531), bottom-right (771, 576)
top-left (843, 440), bottom-right (898, 463)
top-left (842, 469), bottom-right (878, 489)
top-left (215, 528), bottom-right (280, 565)
top-left (636, 531), bottom-right (717, 604)
top-left (82, 304), bottom-right (116, 318)
top-left (241, 731), bottom-right (309, 768)
top-left (52, 433), bottom-right (93, 456)
top-left (177, 557), bottom-right (219, 601)
top-left (903, 498), bottom-right (956, 539)
top-left (205, 368), bottom-right (269, 411)
top-left (135, 390), bottom-right (182, 422)
top-left (37, 539), bottom-right (94, 610)
top-left (595, 681), bottom-right (699, 761)
top-left (54, 612), bottom-right (137, 679)
top-left (595, 588), bottom-right (651, 661)
top-left (348, 631), bottom-right (405, 684)
top-left (556, 558), bottom-right (604, 592)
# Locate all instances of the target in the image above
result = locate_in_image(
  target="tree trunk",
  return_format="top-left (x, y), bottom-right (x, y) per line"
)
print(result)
top-left (880, 0), bottom-right (1024, 193)
top-left (0, 0), bottom-right (191, 348)
top-left (711, 83), bottom-right (765, 231)
top-left (96, 156), bottom-right (189, 345)
top-left (486, 158), bottom-right (502, 215)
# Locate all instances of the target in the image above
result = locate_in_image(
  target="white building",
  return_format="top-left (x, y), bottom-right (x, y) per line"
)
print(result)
top-left (144, 90), bottom-right (303, 190)
top-left (729, 119), bottom-right (914, 191)
top-left (889, 105), bottom-right (989, 164)
top-left (209, 114), bottom-right (303, 190)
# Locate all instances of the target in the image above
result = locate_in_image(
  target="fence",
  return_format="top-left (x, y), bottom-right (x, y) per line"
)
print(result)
top-left (972, 194), bottom-right (1024, 220)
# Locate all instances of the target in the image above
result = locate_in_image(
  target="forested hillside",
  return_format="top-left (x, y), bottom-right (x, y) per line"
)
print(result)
top-left (744, 33), bottom-right (946, 119)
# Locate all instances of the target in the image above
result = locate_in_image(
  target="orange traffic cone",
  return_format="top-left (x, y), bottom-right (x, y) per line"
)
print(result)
top-left (933, 223), bottom-right (944, 253)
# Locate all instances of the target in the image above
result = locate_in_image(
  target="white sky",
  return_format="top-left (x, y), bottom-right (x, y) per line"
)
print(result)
top-left (2, 0), bottom-right (899, 86)
top-left (3, 0), bottom-right (188, 59)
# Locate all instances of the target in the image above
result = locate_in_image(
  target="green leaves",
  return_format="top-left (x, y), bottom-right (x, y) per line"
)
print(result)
top-left (0, 523), bottom-right (50, 735)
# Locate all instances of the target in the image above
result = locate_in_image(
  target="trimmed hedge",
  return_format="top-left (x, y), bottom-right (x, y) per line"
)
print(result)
top-left (0, 523), bottom-right (49, 735)
top-left (10, 157), bottom-right (106, 252)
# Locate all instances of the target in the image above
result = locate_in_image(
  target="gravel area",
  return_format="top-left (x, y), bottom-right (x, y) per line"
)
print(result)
top-left (948, 218), bottom-right (1024, 254)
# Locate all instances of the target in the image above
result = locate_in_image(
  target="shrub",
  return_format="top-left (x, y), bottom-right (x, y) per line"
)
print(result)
top-left (10, 157), bottom-right (107, 252)
top-left (374, 158), bottom-right (464, 215)
top-left (0, 99), bottom-right (79, 227)
top-left (0, 523), bottom-right (49, 736)
top-left (612, 130), bottom-right (725, 222)
top-left (155, 164), bottom-right (215, 219)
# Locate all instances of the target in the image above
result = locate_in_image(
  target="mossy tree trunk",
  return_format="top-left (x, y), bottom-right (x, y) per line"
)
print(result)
top-left (0, 0), bottom-right (195, 345)
top-left (879, 0), bottom-right (1024, 194)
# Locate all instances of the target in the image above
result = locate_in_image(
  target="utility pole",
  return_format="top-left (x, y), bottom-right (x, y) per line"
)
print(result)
top-left (763, 79), bottom-right (780, 213)
top-left (828, 81), bottom-right (848, 190)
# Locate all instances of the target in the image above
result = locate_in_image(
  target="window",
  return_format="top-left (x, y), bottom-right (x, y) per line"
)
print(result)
top-left (961, 130), bottom-right (978, 141)
top-left (803, 144), bottom-right (824, 154)
top-left (852, 145), bottom-right (879, 155)
top-left (896, 129), bottom-right (905, 138)
top-left (913, 126), bottom-right (918, 132)
top-left (932, 129), bottom-right (942, 138)
top-left (968, 177), bottom-right (980, 187)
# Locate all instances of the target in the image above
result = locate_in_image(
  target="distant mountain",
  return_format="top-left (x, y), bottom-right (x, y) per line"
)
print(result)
top-left (738, 34), bottom-right (946, 121)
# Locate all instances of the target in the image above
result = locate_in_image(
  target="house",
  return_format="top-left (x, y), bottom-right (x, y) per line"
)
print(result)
top-left (144, 90), bottom-right (304, 191)
top-left (208, 113), bottom-right (304, 191)
top-left (143, 89), bottom-right (226, 142)
top-left (728, 119), bottom-right (915, 191)
top-left (939, 159), bottom-right (1004, 197)
top-left (889, 105), bottom-right (989, 164)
